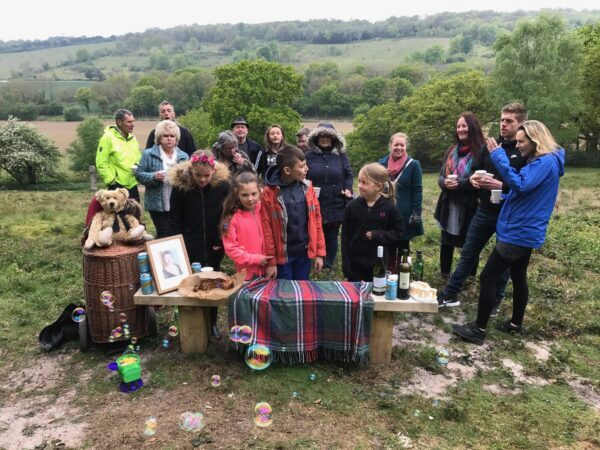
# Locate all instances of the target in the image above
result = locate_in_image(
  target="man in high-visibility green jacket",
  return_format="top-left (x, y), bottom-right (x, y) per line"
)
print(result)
top-left (95, 109), bottom-right (141, 200)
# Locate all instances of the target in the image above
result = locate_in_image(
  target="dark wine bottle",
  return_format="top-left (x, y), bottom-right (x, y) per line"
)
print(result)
top-left (413, 250), bottom-right (424, 282)
top-left (372, 246), bottom-right (386, 296)
top-left (397, 249), bottom-right (411, 300)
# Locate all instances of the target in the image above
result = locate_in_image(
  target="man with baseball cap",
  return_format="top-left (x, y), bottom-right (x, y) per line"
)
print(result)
top-left (231, 116), bottom-right (263, 165)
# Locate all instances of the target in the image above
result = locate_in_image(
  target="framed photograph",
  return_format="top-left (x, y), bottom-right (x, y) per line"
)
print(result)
top-left (146, 235), bottom-right (192, 294)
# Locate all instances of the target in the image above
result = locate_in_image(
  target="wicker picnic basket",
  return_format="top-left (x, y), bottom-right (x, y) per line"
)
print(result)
top-left (83, 243), bottom-right (148, 344)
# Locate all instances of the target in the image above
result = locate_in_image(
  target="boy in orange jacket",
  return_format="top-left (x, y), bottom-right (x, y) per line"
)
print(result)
top-left (260, 145), bottom-right (325, 280)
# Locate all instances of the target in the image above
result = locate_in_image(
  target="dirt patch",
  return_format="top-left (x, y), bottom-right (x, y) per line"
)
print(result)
top-left (0, 354), bottom-right (70, 394)
top-left (567, 378), bottom-right (600, 411)
top-left (483, 384), bottom-right (522, 396)
top-left (501, 359), bottom-right (549, 386)
top-left (0, 390), bottom-right (86, 450)
top-left (524, 341), bottom-right (552, 362)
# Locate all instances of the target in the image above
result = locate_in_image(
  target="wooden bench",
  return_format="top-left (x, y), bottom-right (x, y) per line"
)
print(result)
top-left (134, 289), bottom-right (437, 364)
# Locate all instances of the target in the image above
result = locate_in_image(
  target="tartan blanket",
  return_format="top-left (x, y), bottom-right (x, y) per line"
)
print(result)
top-left (228, 278), bottom-right (373, 365)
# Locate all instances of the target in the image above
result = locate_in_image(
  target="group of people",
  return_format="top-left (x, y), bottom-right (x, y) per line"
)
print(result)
top-left (94, 100), bottom-right (564, 345)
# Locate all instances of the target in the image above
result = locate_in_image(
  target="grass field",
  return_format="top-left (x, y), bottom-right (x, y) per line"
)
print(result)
top-left (0, 166), bottom-right (598, 448)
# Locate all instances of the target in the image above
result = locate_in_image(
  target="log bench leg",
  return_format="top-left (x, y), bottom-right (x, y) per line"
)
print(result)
top-left (178, 306), bottom-right (209, 354)
top-left (370, 311), bottom-right (394, 365)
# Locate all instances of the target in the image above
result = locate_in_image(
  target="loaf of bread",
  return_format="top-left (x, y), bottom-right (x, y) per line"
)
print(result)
top-left (409, 281), bottom-right (437, 300)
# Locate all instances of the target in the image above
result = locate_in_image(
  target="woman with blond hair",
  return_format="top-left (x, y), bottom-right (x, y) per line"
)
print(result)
top-left (453, 120), bottom-right (565, 345)
top-left (341, 163), bottom-right (403, 282)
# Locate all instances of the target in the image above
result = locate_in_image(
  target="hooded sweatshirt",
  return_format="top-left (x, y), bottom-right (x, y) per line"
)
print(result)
top-left (260, 165), bottom-right (326, 265)
top-left (168, 161), bottom-right (231, 267)
top-left (491, 147), bottom-right (565, 249)
top-left (222, 202), bottom-right (267, 280)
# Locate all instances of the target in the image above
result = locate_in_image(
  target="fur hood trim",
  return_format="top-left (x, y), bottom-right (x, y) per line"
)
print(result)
top-left (169, 160), bottom-right (231, 191)
top-left (307, 126), bottom-right (346, 155)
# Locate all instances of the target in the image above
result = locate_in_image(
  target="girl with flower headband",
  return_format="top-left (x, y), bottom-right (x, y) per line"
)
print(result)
top-left (341, 163), bottom-right (403, 282)
top-left (169, 149), bottom-right (231, 337)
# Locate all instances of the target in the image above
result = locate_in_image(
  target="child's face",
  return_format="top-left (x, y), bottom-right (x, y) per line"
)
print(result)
top-left (191, 164), bottom-right (215, 188)
top-left (269, 127), bottom-right (283, 146)
top-left (358, 172), bottom-right (381, 199)
top-left (283, 159), bottom-right (308, 182)
top-left (238, 182), bottom-right (260, 211)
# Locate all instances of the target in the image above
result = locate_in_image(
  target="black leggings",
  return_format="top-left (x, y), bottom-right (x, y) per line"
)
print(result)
top-left (476, 245), bottom-right (532, 329)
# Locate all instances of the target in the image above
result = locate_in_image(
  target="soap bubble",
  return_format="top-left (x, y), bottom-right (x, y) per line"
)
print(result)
top-left (143, 416), bottom-right (157, 436)
top-left (229, 325), bottom-right (241, 343)
top-left (131, 337), bottom-right (138, 345)
top-left (245, 344), bottom-right (271, 370)
top-left (119, 313), bottom-right (128, 323)
top-left (71, 307), bottom-right (86, 323)
top-left (210, 375), bottom-right (221, 387)
top-left (238, 325), bottom-right (253, 344)
top-left (253, 402), bottom-right (273, 427)
top-left (108, 335), bottom-right (115, 343)
top-left (309, 372), bottom-right (317, 382)
top-left (436, 348), bottom-right (449, 366)
top-left (111, 326), bottom-right (123, 339)
top-left (162, 338), bottom-right (169, 348)
top-left (168, 325), bottom-right (178, 337)
top-left (100, 291), bottom-right (114, 309)
top-left (291, 391), bottom-right (299, 399)
top-left (179, 411), bottom-right (205, 432)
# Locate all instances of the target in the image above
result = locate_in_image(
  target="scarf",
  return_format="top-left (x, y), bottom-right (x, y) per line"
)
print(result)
top-left (444, 144), bottom-right (474, 177)
top-left (387, 153), bottom-right (408, 180)
top-left (160, 147), bottom-right (178, 211)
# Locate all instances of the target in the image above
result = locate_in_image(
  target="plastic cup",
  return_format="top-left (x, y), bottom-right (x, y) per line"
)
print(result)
top-left (475, 170), bottom-right (487, 178)
top-left (447, 174), bottom-right (457, 181)
top-left (313, 187), bottom-right (321, 198)
top-left (131, 164), bottom-right (138, 174)
top-left (490, 189), bottom-right (502, 204)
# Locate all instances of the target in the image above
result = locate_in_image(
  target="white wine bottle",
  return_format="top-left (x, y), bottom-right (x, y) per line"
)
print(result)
top-left (397, 249), bottom-right (411, 300)
top-left (372, 246), bottom-right (386, 296)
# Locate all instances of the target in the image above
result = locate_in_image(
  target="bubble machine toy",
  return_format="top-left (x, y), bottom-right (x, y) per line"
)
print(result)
top-left (107, 353), bottom-right (144, 393)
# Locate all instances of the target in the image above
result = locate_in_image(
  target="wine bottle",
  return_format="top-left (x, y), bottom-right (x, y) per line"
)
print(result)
top-left (397, 249), bottom-right (411, 300)
top-left (413, 250), bottom-right (424, 282)
top-left (372, 246), bottom-right (386, 296)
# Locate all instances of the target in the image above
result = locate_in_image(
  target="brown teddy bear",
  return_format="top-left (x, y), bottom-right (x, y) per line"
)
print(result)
top-left (83, 188), bottom-right (153, 249)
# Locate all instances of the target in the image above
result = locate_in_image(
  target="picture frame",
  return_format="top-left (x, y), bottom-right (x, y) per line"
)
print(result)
top-left (145, 235), bottom-right (192, 294)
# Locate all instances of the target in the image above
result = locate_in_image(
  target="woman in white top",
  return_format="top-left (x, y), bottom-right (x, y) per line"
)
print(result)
top-left (135, 120), bottom-right (189, 237)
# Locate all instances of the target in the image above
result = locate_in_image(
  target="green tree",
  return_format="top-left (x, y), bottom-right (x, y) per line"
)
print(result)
top-left (91, 75), bottom-right (134, 114)
top-left (125, 85), bottom-right (163, 117)
top-left (64, 106), bottom-right (83, 121)
top-left (75, 87), bottom-right (93, 113)
top-left (491, 14), bottom-right (582, 145)
top-left (75, 49), bottom-right (91, 63)
top-left (178, 108), bottom-right (215, 149)
top-left (205, 60), bottom-right (303, 142)
top-left (577, 23), bottom-right (600, 153)
top-left (66, 116), bottom-right (104, 172)
top-left (0, 117), bottom-right (61, 185)
top-left (163, 68), bottom-right (214, 115)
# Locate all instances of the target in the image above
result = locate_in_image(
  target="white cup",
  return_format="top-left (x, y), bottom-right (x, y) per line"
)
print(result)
top-left (313, 186), bottom-right (321, 198)
top-left (200, 266), bottom-right (214, 272)
top-left (131, 164), bottom-right (138, 175)
top-left (491, 189), bottom-right (502, 204)
top-left (447, 174), bottom-right (457, 181)
top-left (475, 170), bottom-right (487, 178)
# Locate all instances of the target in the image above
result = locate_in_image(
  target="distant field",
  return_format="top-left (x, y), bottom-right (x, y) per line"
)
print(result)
top-left (2, 120), bottom-right (354, 151)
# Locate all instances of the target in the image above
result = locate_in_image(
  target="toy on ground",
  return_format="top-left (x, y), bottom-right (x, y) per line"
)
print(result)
top-left (84, 188), bottom-right (153, 249)
top-left (107, 353), bottom-right (144, 393)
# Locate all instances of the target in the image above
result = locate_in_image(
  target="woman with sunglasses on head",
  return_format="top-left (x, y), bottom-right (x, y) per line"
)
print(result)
top-left (452, 120), bottom-right (565, 345)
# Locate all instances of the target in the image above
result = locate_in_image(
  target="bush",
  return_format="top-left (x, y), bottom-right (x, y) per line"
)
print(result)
top-left (179, 108), bottom-right (217, 149)
top-left (0, 102), bottom-right (39, 121)
top-left (64, 106), bottom-right (83, 121)
top-left (66, 116), bottom-right (104, 173)
top-left (37, 101), bottom-right (64, 116)
top-left (0, 117), bottom-right (61, 184)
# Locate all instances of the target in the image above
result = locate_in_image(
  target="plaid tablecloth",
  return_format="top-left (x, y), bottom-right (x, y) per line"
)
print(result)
top-left (228, 278), bottom-right (373, 365)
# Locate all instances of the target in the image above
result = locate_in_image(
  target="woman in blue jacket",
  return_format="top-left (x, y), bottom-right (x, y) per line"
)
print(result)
top-left (378, 132), bottom-right (424, 267)
top-left (453, 120), bottom-right (565, 345)
top-left (135, 120), bottom-right (189, 238)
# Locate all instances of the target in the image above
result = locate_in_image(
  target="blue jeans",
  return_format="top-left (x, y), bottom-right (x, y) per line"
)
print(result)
top-left (322, 222), bottom-right (341, 268)
top-left (442, 208), bottom-right (509, 301)
top-left (277, 256), bottom-right (312, 280)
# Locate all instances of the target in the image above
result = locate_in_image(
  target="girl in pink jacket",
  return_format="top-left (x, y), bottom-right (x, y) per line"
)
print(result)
top-left (221, 172), bottom-right (272, 280)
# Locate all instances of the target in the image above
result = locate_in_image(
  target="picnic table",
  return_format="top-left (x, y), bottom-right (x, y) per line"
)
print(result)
top-left (133, 288), bottom-right (437, 365)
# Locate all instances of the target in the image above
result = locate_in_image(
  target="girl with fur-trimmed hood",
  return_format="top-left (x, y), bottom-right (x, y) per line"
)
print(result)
top-left (168, 149), bottom-right (231, 337)
top-left (305, 123), bottom-right (354, 269)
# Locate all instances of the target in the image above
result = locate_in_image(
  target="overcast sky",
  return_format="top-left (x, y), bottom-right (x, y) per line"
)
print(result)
top-left (2, 0), bottom-right (598, 41)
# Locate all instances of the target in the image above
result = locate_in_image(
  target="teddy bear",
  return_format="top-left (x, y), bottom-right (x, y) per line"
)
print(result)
top-left (83, 188), bottom-right (153, 249)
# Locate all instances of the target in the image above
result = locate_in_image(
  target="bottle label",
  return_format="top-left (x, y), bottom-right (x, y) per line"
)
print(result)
top-left (373, 277), bottom-right (386, 290)
top-left (399, 272), bottom-right (410, 289)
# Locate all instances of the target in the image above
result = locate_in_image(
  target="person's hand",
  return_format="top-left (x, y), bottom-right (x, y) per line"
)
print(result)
top-left (232, 151), bottom-right (244, 166)
top-left (486, 137), bottom-right (499, 153)
top-left (408, 212), bottom-right (422, 226)
top-left (477, 177), bottom-right (503, 191)
top-left (365, 230), bottom-right (373, 240)
top-left (470, 174), bottom-right (482, 189)
top-left (444, 178), bottom-right (459, 189)
top-left (265, 265), bottom-right (277, 279)
top-left (260, 256), bottom-right (274, 266)
top-left (212, 245), bottom-right (222, 251)
top-left (154, 170), bottom-right (166, 181)
top-left (341, 189), bottom-right (352, 198)
top-left (314, 257), bottom-right (324, 272)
